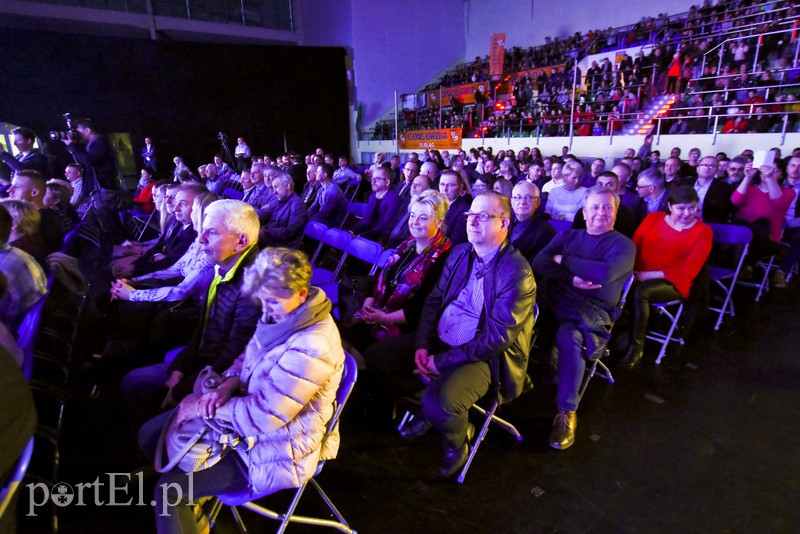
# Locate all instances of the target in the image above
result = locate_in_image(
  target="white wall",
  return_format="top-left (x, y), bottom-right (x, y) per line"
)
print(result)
top-left (464, 0), bottom-right (697, 59)
top-left (356, 133), bottom-right (797, 163)
top-left (296, 0), bottom-right (465, 127)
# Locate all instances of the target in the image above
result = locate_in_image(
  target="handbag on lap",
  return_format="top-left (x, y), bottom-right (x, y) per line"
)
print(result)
top-left (155, 366), bottom-right (253, 473)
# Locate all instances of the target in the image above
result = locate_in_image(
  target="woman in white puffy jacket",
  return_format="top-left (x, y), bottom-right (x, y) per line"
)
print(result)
top-left (143, 247), bottom-right (344, 534)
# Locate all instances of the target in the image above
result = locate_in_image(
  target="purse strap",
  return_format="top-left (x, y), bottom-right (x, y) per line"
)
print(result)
top-left (154, 409), bottom-right (211, 473)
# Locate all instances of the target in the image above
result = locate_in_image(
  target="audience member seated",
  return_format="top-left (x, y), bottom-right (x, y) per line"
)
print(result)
top-left (0, 342), bottom-right (37, 534)
top-left (689, 156), bottom-right (735, 223)
top-left (572, 171), bottom-right (637, 238)
top-left (333, 155), bottom-right (360, 187)
top-left (343, 190), bottom-right (452, 360)
top-left (131, 167), bottom-right (157, 214)
top-left (0, 204), bottom-right (47, 331)
top-left (510, 181), bottom-right (556, 267)
top-left (394, 161), bottom-right (419, 203)
top-left (610, 162), bottom-right (640, 210)
top-left (731, 161), bottom-right (796, 266)
top-left (619, 186), bottom-right (713, 369)
top-left (7, 169), bottom-right (65, 253)
top-left (121, 199), bottom-right (261, 431)
top-left (116, 185), bottom-right (201, 278)
top-left (0, 274), bottom-right (24, 366)
top-left (472, 173), bottom-right (495, 196)
top-left (308, 163), bottom-right (348, 228)
top-left (258, 171), bottom-right (308, 249)
top-left (634, 168), bottom-right (669, 223)
top-left (583, 158), bottom-right (606, 187)
top-left (111, 182), bottom-right (176, 273)
top-left (243, 162), bottom-right (279, 222)
top-left (138, 246), bottom-right (344, 534)
top-left (101, 192), bottom-right (218, 362)
top-left (203, 163), bottom-right (227, 195)
top-left (366, 191), bottom-right (535, 477)
top-left (545, 160), bottom-right (587, 222)
top-left (493, 177), bottom-right (513, 198)
top-left (385, 175), bottom-right (433, 249)
top-left (437, 170), bottom-right (472, 246)
top-left (541, 160), bottom-right (564, 194)
top-left (352, 167), bottom-right (401, 243)
top-left (44, 179), bottom-right (80, 234)
top-left (663, 156), bottom-right (687, 190)
top-left (0, 199), bottom-right (48, 268)
top-left (771, 155), bottom-right (800, 288)
top-left (533, 186), bottom-right (636, 450)
top-left (300, 164), bottom-right (320, 206)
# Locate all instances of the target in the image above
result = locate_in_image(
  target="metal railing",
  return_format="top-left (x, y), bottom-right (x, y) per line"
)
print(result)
top-left (700, 26), bottom-right (800, 80)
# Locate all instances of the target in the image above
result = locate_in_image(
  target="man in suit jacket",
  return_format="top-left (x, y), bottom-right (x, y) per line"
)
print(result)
top-left (689, 156), bottom-right (734, 223)
top-left (394, 161), bottom-right (419, 202)
top-left (438, 170), bottom-right (471, 246)
top-left (308, 163), bottom-right (347, 228)
top-left (141, 137), bottom-right (156, 172)
top-left (633, 168), bottom-right (669, 224)
top-left (130, 186), bottom-right (198, 277)
top-left (352, 167), bottom-right (401, 243)
top-left (0, 127), bottom-right (48, 177)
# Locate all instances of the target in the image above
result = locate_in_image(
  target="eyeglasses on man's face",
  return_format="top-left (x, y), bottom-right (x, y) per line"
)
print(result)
top-left (511, 195), bottom-right (538, 202)
top-left (463, 211), bottom-right (505, 222)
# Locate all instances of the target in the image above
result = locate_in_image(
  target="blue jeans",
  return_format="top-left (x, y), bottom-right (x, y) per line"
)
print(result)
top-left (139, 412), bottom-right (250, 534)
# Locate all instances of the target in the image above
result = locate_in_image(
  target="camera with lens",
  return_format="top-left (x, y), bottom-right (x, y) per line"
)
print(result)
top-left (48, 113), bottom-right (78, 142)
top-left (217, 131), bottom-right (228, 142)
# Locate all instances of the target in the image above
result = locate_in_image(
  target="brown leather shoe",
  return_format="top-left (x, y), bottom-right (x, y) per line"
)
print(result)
top-left (771, 269), bottom-right (787, 289)
top-left (549, 410), bottom-right (577, 450)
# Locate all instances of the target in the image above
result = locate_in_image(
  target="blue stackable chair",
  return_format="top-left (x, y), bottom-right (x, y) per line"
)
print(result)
top-left (208, 351), bottom-right (358, 534)
top-left (548, 218), bottom-right (573, 233)
top-left (310, 229), bottom-right (354, 284)
top-left (17, 295), bottom-right (48, 380)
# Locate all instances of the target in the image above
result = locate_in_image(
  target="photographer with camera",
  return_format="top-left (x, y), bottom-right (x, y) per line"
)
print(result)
top-left (62, 118), bottom-right (128, 245)
top-left (0, 127), bottom-right (48, 177)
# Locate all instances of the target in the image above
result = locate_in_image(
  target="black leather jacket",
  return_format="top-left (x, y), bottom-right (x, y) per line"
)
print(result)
top-left (415, 240), bottom-right (536, 402)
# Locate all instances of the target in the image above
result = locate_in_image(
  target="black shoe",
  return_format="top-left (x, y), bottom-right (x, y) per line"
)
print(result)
top-left (549, 410), bottom-right (577, 450)
top-left (619, 343), bottom-right (644, 370)
top-left (438, 423), bottom-right (474, 477)
top-left (398, 414), bottom-right (431, 439)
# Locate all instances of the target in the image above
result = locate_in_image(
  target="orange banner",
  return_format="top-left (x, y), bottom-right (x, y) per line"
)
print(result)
top-left (399, 129), bottom-right (463, 150)
top-left (426, 81), bottom-right (513, 108)
top-left (489, 33), bottom-right (506, 78)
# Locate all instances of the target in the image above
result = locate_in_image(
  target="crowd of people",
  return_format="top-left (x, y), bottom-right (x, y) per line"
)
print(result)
top-left (2, 120), bottom-right (800, 532)
top-left (389, 0), bottom-right (798, 138)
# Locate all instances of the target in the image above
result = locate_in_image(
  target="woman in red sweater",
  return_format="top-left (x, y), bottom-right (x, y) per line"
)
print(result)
top-left (621, 186), bottom-right (712, 368)
top-left (131, 168), bottom-right (156, 214)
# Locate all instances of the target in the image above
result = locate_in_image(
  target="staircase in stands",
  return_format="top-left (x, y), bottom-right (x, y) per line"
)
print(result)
top-left (623, 94), bottom-right (678, 136)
